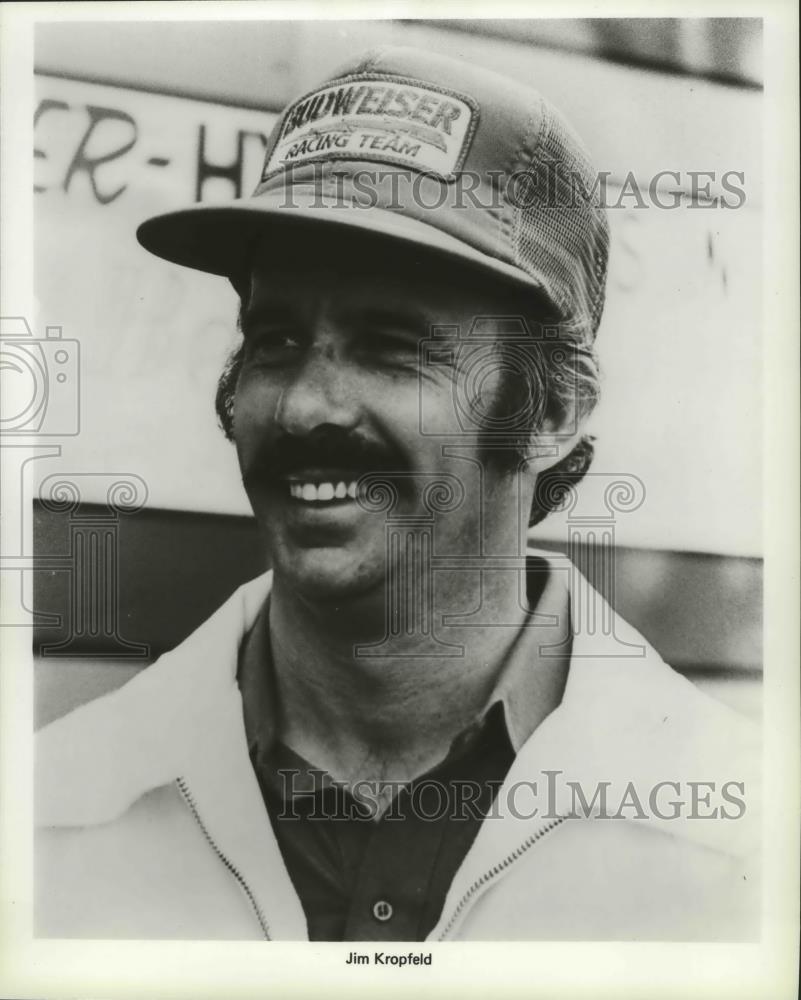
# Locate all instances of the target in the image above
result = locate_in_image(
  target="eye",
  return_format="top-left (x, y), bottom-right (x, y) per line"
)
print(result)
top-left (353, 327), bottom-right (420, 367)
top-left (243, 327), bottom-right (304, 366)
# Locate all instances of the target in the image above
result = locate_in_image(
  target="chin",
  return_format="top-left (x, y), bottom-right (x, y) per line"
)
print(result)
top-left (272, 547), bottom-right (387, 603)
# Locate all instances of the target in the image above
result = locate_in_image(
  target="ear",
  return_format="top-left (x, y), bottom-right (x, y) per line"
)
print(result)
top-left (522, 410), bottom-right (588, 476)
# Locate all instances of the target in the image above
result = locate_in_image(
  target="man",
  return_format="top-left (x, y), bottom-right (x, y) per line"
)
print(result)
top-left (35, 46), bottom-right (759, 941)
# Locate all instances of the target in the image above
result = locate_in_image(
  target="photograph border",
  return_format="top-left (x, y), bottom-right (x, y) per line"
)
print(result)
top-left (1, 2), bottom-right (798, 998)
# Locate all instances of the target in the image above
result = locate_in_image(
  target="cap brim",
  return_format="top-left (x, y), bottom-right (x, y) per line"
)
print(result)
top-left (136, 188), bottom-right (550, 304)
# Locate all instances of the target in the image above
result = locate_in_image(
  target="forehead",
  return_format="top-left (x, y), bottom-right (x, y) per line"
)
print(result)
top-left (243, 229), bottom-right (540, 326)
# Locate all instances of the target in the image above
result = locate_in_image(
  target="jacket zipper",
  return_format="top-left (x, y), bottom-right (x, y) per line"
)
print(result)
top-left (176, 776), bottom-right (272, 940)
top-left (177, 770), bottom-right (563, 942)
top-left (436, 815), bottom-right (566, 941)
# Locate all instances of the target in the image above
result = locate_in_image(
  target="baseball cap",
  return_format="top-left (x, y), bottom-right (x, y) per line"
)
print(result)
top-left (137, 46), bottom-right (610, 340)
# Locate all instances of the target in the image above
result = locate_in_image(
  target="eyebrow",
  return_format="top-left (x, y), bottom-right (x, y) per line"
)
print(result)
top-left (337, 305), bottom-right (430, 335)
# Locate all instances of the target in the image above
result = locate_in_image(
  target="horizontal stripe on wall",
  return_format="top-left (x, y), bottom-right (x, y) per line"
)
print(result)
top-left (32, 502), bottom-right (762, 674)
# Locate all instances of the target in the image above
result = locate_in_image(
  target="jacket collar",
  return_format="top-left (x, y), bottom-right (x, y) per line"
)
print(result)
top-left (36, 572), bottom-right (271, 828)
top-left (36, 551), bottom-right (760, 936)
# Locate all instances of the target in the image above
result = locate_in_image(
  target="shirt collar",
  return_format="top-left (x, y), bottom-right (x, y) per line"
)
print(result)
top-left (238, 598), bottom-right (278, 758)
top-left (237, 555), bottom-right (571, 762)
top-left (487, 554), bottom-right (572, 750)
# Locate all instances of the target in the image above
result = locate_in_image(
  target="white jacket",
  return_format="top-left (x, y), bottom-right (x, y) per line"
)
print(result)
top-left (35, 557), bottom-right (761, 941)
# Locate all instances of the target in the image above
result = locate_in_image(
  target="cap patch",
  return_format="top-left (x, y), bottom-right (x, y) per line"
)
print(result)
top-left (261, 74), bottom-right (479, 182)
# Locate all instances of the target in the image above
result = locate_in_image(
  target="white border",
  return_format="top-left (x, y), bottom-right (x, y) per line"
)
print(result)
top-left (1, 2), bottom-right (798, 998)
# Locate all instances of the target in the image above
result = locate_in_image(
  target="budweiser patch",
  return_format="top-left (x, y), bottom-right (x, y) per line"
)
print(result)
top-left (261, 74), bottom-right (479, 181)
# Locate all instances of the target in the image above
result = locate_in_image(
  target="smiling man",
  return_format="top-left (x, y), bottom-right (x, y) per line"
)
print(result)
top-left (35, 46), bottom-right (760, 942)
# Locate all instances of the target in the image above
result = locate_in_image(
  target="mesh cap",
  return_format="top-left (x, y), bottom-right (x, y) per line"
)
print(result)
top-left (137, 46), bottom-right (610, 340)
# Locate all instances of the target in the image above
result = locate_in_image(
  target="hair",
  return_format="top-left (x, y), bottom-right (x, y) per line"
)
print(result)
top-left (485, 315), bottom-right (600, 525)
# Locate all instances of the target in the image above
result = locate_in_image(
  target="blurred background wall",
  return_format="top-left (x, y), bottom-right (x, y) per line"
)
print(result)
top-left (28, 17), bottom-right (763, 725)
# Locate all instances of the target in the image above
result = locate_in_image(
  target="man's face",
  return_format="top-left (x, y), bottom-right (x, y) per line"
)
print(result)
top-left (233, 240), bottom-right (539, 602)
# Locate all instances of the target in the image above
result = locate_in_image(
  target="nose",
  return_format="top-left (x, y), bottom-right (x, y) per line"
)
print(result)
top-left (274, 339), bottom-right (360, 437)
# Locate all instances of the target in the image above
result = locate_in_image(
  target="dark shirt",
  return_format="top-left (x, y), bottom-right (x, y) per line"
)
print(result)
top-left (236, 556), bottom-right (571, 941)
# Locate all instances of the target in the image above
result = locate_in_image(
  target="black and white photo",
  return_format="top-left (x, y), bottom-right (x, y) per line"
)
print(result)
top-left (0, 5), bottom-right (798, 999)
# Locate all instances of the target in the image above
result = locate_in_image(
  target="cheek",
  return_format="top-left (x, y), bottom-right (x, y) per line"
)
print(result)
top-left (230, 377), bottom-right (283, 471)
top-left (456, 350), bottom-right (505, 423)
top-left (339, 370), bottom-right (435, 444)
top-left (416, 375), bottom-right (459, 437)
top-left (420, 345), bottom-right (508, 433)
top-left (232, 370), bottom-right (280, 429)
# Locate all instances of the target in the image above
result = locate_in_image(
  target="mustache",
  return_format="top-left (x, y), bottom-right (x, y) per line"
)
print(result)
top-left (242, 428), bottom-right (408, 488)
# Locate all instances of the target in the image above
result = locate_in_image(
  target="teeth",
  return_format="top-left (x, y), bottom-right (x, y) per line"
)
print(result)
top-left (288, 480), bottom-right (359, 502)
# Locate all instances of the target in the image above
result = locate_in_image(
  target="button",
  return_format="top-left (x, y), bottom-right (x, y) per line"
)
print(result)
top-left (372, 900), bottom-right (393, 922)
